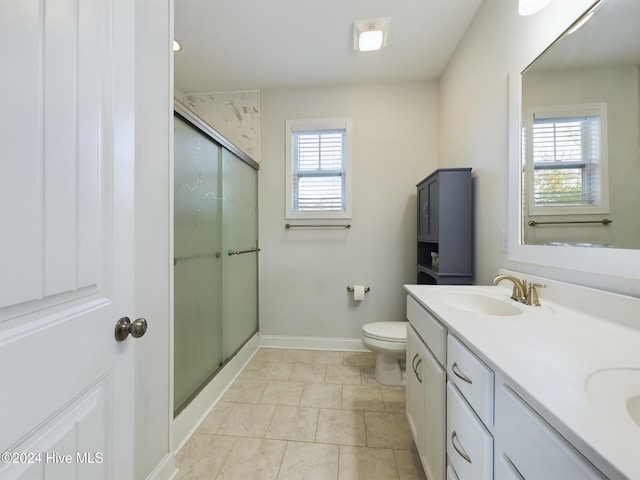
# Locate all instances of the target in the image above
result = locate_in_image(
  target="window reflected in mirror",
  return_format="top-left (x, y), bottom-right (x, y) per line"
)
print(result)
top-left (520, 0), bottom-right (640, 249)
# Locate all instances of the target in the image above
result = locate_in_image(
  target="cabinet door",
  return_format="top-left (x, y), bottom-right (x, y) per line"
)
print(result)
top-left (422, 340), bottom-right (446, 480)
top-left (417, 182), bottom-right (429, 241)
top-left (418, 176), bottom-right (439, 241)
top-left (406, 325), bottom-right (446, 480)
top-left (406, 325), bottom-right (424, 453)
top-left (425, 177), bottom-right (439, 241)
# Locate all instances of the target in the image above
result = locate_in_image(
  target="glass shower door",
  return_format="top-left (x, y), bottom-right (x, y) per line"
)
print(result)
top-left (173, 116), bottom-right (223, 413)
top-left (222, 149), bottom-right (258, 358)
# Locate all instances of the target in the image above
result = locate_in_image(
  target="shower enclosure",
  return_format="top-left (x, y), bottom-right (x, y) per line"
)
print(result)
top-left (173, 102), bottom-right (259, 415)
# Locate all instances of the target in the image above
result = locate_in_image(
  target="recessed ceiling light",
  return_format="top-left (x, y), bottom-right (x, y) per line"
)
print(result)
top-left (173, 39), bottom-right (182, 52)
top-left (353, 17), bottom-right (390, 52)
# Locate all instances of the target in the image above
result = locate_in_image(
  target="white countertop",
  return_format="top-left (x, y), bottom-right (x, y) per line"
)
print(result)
top-left (404, 278), bottom-right (640, 479)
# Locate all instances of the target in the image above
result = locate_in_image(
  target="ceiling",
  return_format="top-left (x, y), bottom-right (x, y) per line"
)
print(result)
top-left (174, 0), bottom-right (483, 94)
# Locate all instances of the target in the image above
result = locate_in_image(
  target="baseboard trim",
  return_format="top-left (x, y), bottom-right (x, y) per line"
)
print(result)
top-left (145, 451), bottom-right (176, 480)
top-left (258, 334), bottom-right (368, 352)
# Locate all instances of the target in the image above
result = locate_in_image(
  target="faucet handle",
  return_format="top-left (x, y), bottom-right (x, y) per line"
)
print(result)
top-left (526, 282), bottom-right (546, 306)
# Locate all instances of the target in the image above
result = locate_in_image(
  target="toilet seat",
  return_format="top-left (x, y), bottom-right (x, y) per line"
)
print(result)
top-left (361, 321), bottom-right (407, 343)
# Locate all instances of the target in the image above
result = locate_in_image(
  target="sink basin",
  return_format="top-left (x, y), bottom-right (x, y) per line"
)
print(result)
top-left (433, 290), bottom-right (522, 316)
top-left (628, 395), bottom-right (640, 427)
top-left (586, 368), bottom-right (640, 428)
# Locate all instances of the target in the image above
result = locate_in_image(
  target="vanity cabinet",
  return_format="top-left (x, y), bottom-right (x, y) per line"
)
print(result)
top-left (405, 283), bottom-right (627, 479)
top-left (494, 378), bottom-right (606, 480)
top-left (416, 168), bottom-right (473, 285)
top-left (406, 296), bottom-right (447, 480)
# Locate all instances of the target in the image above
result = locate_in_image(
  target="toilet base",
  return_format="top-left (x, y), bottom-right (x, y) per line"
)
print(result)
top-left (374, 352), bottom-right (405, 386)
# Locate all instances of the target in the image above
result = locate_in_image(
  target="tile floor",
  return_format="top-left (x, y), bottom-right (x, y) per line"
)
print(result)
top-left (176, 348), bottom-right (427, 480)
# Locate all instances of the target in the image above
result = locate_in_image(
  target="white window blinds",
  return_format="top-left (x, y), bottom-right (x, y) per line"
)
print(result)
top-left (292, 128), bottom-right (346, 212)
top-left (285, 118), bottom-right (352, 219)
top-left (532, 115), bottom-right (600, 207)
top-left (526, 104), bottom-right (608, 215)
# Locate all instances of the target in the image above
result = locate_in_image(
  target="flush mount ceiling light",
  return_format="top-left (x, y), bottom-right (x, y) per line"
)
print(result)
top-left (353, 17), bottom-right (390, 52)
top-left (518, 0), bottom-right (552, 16)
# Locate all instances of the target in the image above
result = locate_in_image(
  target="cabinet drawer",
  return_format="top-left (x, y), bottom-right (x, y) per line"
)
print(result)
top-left (406, 295), bottom-right (446, 365)
top-left (495, 382), bottom-right (606, 480)
top-left (447, 334), bottom-right (494, 426)
top-left (447, 381), bottom-right (493, 479)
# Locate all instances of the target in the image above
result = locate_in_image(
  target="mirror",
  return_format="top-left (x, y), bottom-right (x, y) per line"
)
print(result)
top-left (508, 0), bottom-right (640, 281)
top-left (520, 0), bottom-right (640, 249)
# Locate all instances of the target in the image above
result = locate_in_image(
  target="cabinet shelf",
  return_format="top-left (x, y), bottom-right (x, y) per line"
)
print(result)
top-left (417, 264), bottom-right (474, 285)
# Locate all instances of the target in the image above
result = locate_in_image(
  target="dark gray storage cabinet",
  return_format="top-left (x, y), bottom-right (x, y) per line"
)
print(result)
top-left (416, 168), bottom-right (473, 285)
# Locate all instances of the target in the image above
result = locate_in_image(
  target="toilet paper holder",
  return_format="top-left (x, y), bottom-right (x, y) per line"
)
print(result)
top-left (346, 286), bottom-right (370, 293)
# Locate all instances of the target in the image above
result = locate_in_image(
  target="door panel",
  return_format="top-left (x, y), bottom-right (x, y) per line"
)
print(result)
top-left (221, 150), bottom-right (258, 358)
top-left (0, 0), bottom-right (136, 478)
top-left (0, 0), bottom-right (45, 306)
top-left (173, 116), bottom-right (224, 411)
top-left (6, 378), bottom-right (109, 480)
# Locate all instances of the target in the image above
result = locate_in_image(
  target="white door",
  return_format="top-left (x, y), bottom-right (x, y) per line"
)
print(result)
top-left (0, 0), bottom-right (138, 479)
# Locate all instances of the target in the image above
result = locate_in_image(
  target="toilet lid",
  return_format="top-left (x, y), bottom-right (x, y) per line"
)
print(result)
top-left (362, 321), bottom-right (407, 342)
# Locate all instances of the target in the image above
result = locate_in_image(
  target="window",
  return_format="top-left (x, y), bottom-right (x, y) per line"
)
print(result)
top-left (285, 118), bottom-right (352, 219)
top-left (525, 104), bottom-right (609, 215)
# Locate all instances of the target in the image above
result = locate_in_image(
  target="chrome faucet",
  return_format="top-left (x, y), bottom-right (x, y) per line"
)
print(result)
top-left (492, 274), bottom-right (546, 306)
top-left (492, 274), bottom-right (527, 303)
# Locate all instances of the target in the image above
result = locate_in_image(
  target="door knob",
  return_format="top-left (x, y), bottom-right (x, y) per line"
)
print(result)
top-left (115, 317), bottom-right (148, 342)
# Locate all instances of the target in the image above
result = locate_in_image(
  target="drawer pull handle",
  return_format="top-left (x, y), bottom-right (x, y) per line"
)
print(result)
top-left (451, 430), bottom-right (472, 464)
top-left (412, 353), bottom-right (420, 373)
top-left (415, 358), bottom-right (423, 383)
top-left (502, 453), bottom-right (525, 479)
top-left (452, 362), bottom-right (473, 385)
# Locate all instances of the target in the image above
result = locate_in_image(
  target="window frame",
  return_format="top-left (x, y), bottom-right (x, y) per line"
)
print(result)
top-left (285, 118), bottom-right (352, 220)
top-left (524, 103), bottom-right (609, 216)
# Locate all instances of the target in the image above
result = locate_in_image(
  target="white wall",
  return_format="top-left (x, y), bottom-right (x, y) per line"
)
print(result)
top-left (259, 82), bottom-right (438, 341)
top-left (437, 0), bottom-right (640, 293)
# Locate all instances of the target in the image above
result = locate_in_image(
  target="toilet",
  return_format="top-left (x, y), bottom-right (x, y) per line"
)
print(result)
top-left (360, 321), bottom-right (408, 386)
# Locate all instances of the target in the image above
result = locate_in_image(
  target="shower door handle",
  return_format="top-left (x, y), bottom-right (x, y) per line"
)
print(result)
top-left (228, 247), bottom-right (260, 256)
